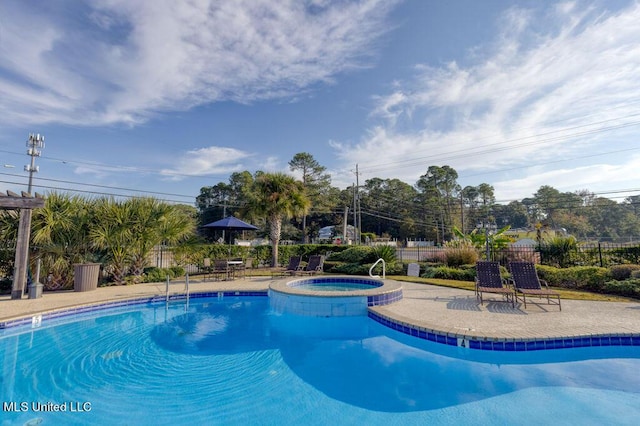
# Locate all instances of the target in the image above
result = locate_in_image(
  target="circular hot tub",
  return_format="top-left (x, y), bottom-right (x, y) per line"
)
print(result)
top-left (269, 276), bottom-right (403, 317)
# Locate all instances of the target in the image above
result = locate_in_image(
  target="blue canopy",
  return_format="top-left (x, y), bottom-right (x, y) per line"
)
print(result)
top-left (202, 216), bottom-right (258, 231)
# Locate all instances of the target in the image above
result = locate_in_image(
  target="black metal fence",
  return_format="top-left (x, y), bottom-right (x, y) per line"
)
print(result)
top-left (397, 243), bottom-right (640, 268)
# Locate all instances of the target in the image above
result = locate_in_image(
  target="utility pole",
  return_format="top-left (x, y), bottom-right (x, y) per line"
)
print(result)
top-left (25, 133), bottom-right (45, 194)
top-left (343, 206), bottom-right (349, 244)
top-left (352, 183), bottom-right (357, 245)
top-left (356, 164), bottom-right (361, 245)
top-left (222, 198), bottom-right (227, 242)
top-left (11, 133), bottom-right (45, 299)
top-left (460, 193), bottom-right (465, 234)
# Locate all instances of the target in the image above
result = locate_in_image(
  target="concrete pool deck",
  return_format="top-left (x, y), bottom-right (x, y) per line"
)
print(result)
top-left (1, 277), bottom-right (639, 342)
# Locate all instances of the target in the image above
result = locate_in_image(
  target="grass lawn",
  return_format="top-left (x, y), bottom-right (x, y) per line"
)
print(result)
top-left (388, 275), bottom-right (638, 303)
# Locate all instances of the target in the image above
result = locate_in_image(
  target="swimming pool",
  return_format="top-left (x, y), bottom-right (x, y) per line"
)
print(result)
top-left (1, 296), bottom-right (639, 425)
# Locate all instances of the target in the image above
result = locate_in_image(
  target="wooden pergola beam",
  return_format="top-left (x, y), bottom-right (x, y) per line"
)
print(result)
top-left (0, 191), bottom-right (46, 299)
top-left (0, 191), bottom-right (45, 209)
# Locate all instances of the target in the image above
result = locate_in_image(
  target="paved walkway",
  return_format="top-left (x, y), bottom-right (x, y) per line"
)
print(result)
top-left (1, 278), bottom-right (640, 340)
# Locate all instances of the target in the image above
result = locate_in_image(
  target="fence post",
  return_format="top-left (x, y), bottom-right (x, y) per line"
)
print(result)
top-left (598, 242), bottom-right (603, 268)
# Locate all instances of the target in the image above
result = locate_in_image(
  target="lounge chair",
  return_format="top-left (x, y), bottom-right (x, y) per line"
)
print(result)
top-left (509, 261), bottom-right (561, 310)
top-left (475, 261), bottom-right (514, 307)
top-left (295, 255), bottom-right (324, 276)
top-left (271, 256), bottom-right (302, 277)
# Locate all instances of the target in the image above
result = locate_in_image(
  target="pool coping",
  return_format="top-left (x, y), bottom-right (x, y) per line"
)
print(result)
top-left (367, 309), bottom-right (640, 351)
top-left (1, 278), bottom-right (639, 352)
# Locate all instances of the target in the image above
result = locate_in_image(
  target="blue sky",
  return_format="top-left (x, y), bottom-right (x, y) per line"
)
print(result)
top-left (1, 0), bottom-right (640, 205)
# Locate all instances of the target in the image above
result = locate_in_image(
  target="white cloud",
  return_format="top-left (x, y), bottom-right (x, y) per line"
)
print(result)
top-left (160, 146), bottom-right (250, 180)
top-left (258, 156), bottom-right (284, 173)
top-left (0, 0), bottom-right (398, 127)
top-left (333, 2), bottom-right (640, 199)
top-left (494, 154), bottom-right (640, 202)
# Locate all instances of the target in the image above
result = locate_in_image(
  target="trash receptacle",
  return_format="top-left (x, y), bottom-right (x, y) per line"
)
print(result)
top-left (74, 263), bottom-right (100, 292)
top-left (28, 283), bottom-right (43, 299)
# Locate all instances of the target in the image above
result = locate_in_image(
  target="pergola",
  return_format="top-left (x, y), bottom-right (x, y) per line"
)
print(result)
top-left (0, 190), bottom-right (45, 299)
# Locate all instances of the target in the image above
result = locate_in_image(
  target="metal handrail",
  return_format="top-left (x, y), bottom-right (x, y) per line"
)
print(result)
top-left (369, 258), bottom-right (386, 279)
top-left (165, 273), bottom-right (190, 311)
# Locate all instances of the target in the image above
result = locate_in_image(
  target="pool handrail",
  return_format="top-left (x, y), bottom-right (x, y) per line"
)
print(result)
top-left (369, 258), bottom-right (386, 279)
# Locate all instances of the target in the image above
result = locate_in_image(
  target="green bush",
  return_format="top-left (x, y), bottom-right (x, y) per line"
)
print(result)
top-left (609, 264), bottom-right (640, 280)
top-left (169, 266), bottom-right (185, 277)
top-left (329, 260), bottom-right (403, 276)
top-left (539, 236), bottom-right (578, 267)
top-left (330, 262), bottom-right (370, 275)
top-left (601, 279), bottom-right (640, 298)
top-left (369, 245), bottom-right (396, 263)
top-left (421, 266), bottom-right (475, 281)
top-left (609, 246), bottom-right (640, 264)
top-left (142, 266), bottom-right (185, 283)
top-left (536, 265), bottom-right (610, 291)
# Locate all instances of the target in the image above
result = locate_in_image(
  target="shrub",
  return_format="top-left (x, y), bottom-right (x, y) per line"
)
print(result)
top-left (369, 245), bottom-right (396, 263)
top-left (142, 266), bottom-right (184, 283)
top-left (539, 236), bottom-right (578, 267)
top-left (601, 279), bottom-right (640, 298)
top-left (328, 260), bottom-right (403, 276)
top-left (169, 266), bottom-right (185, 277)
top-left (443, 241), bottom-right (479, 268)
top-left (330, 262), bottom-right (369, 275)
top-left (632, 270), bottom-right (640, 279)
top-left (421, 266), bottom-right (475, 281)
top-left (609, 264), bottom-right (640, 281)
top-left (535, 265), bottom-right (610, 291)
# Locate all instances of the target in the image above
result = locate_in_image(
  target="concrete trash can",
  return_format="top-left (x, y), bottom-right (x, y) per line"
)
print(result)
top-left (74, 263), bottom-right (101, 292)
top-left (28, 283), bottom-right (43, 299)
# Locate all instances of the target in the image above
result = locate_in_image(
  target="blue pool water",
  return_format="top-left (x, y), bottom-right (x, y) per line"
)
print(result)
top-left (1, 296), bottom-right (639, 425)
top-left (295, 283), bottom-right (374, 291)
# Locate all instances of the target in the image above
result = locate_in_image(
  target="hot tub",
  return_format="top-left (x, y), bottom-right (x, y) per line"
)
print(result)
top-left (269, 276), bottom-right (403, 317)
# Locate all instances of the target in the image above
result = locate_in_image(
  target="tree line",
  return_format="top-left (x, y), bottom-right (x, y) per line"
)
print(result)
top-left (197, 155), bottom-right (640, 244)
top-left (2, 152), bottom-right (639, 288)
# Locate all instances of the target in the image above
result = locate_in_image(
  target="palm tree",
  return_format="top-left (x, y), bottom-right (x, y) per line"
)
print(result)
top-left (90, 198), bottom-right (133, 285)
top-left (127, 197), bottom-right (195, 281)
top-left (244, 172), bottom-right (310, 266)
top-left (31, 193), bottom-right (96, 289)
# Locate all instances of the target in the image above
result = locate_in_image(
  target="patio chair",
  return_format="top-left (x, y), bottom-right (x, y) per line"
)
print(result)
top-left (242, 258), bottom-right (254, 279)
top-left (475, 261), bottom-right (514, 307)
top-left (202, 258), bottom-right (213, 281)
top-left (230, 257), bottom-right (252, 279)
top-left (509, 261), bottom-right (561, 310)
top-left (213, 259), bottom-right (231, 280)
top-left (271, 256), bottom-right (302, 277)
top-left (295, 255), bottom-right (325, 276)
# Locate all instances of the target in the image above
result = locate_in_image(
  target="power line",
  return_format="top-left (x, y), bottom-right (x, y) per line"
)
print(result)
top-left (0, 171), bottom-right (196, 199)
top-left (0, 179), bottom-right (192, 204)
